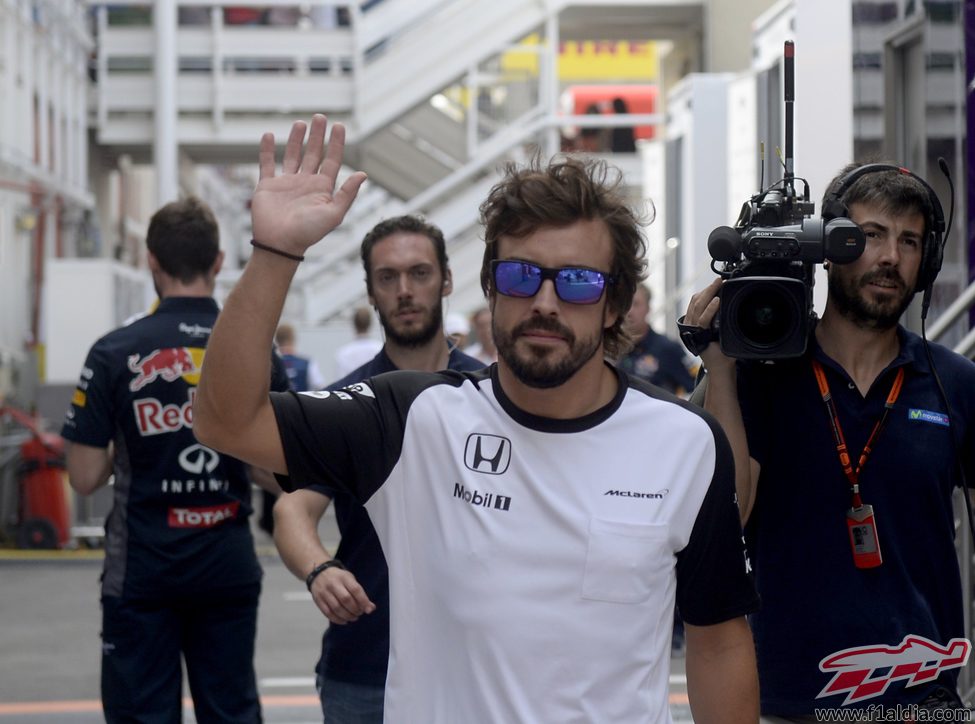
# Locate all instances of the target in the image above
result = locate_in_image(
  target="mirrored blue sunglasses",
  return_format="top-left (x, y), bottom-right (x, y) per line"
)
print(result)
top-left (491, 260), bottom-right (616, 305)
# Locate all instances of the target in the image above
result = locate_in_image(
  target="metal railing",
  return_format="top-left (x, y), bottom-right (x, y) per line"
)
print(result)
top-left (926, 279), bottom-right (975, 357)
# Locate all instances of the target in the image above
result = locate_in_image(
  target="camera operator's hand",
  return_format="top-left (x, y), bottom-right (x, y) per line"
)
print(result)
top-left (683, 277), bottom-right (757, 523)
top-left (683, 278), bottom-right (734, 375)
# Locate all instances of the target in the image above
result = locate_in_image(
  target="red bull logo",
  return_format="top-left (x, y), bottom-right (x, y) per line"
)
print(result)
top-left (127, 347), bottom-right (203, 391)
top-left (817, 635), bottom-right (971, 704)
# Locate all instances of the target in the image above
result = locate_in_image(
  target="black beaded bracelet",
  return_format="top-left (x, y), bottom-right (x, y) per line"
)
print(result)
top-left (250, 239), bottom-right (305, 262)
top-left (305, 559), bottom-right (346, 591)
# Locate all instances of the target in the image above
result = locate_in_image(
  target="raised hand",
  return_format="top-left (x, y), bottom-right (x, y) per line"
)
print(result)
top-left (250, 114), bottom-right (367, 258)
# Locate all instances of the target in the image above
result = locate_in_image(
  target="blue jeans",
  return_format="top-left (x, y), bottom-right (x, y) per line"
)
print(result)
top-left (317, 675), bottom-right (384, 724)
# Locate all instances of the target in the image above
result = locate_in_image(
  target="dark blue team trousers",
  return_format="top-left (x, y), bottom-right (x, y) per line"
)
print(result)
top-left (100, 583), bottom-right (262, 723)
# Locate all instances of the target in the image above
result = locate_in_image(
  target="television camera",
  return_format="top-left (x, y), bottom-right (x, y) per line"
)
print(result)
top-left (705, 40), bottom-right (865, 359)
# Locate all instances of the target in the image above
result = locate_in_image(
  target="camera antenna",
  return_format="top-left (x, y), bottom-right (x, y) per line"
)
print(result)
top-left (783, 40), bottom-right (796, 201)
top-left (759, 142), bottom-right (765, 192)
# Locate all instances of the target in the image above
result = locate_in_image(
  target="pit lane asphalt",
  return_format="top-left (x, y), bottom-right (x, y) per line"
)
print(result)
top-left (0, 504), bottom-right (692, 723)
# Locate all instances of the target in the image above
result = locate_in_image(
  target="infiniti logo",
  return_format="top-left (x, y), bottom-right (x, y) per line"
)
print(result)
top-left (464, 433), bottom-right (511, 475)
top-left (178, 444), bottom-right (220, 474)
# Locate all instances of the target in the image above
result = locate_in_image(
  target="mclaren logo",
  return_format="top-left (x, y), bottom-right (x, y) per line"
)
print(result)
top-left (604, 489), bottom-right (669, 500)
top-left (464, 433), bottom-right (511, 475)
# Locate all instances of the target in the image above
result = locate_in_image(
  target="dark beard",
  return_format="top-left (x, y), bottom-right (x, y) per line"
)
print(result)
top-left (494, 315), bottom-right (602, 389)
top-left (828, 267), bottom-right (914, 331)
top-left (379, 301), bottom-right (443, 349)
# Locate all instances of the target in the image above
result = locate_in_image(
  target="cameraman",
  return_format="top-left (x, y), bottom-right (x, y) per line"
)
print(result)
top-left (683, 164), bottom-right (975, 721)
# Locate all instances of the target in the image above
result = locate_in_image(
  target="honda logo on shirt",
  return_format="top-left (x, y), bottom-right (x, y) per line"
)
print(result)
top-left (464, 434), bottom-right (511, 475)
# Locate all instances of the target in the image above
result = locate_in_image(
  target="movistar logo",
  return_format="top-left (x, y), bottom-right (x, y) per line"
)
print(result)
top-left (604, 489), bottom-right (669, 499)
top-left (908, 408), bottom-right (950, 427)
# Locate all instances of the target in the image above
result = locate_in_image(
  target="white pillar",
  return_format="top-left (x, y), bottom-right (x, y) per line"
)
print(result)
top-left (794, 0), bottom-right (853, 314)
top-left (794, 0), bottom-right (853, 195)
top-left (51, 24), bottom-right (64, 189)
top-left (155, 0), bottom-right (179, 206)
top-left (1, 4), bottom-right (15, 152)
top-left (542, 10), bottom-right (560, 160)
top-left (77, 53), bottom-right (88, 195)
top-left (20, 4), bottom-right (34, 171)
top-left (466, 64), bottom-right (478, 157)
top-left (36, 14), bottom-right (50, 175)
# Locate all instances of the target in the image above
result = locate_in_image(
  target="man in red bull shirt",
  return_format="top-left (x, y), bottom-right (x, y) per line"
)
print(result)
top-left (61, 196), bottom-right (289, 723)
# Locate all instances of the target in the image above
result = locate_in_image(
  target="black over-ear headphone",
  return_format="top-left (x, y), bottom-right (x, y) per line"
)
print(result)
top-left (821, 163), bottom-right (947, 295)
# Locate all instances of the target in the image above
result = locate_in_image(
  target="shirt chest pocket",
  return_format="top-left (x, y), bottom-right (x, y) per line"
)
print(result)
top-left (581, 519), bottom-right (672, 604)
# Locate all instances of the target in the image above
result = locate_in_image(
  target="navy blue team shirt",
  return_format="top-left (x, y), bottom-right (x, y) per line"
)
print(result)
top-left (61, 297), bottom-right (290, 599)
top-left (618, 327), bottom-right (695, 395)
top-left (739, 325), bottom-right (975, 715)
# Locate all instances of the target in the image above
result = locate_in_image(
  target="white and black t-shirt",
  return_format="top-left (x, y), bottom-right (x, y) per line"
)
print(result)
top-left (272, 364), bottom-right (757, 723)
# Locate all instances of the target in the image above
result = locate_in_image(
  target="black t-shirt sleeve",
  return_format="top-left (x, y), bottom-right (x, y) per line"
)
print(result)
top-left (675, 417), bottom-right (760, 625)
top-left (270, 373), bottom-right (436, 502)
top-left (60, 338), bottom-right (117, 447)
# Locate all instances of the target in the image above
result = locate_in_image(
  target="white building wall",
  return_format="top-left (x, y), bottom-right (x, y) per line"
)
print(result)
top-left (666, 73), bottom-right (735, 314)
top-left (641, 140), bottom-right (667, 332)
top-left (43, 259), bottom-right (153, 385)
top-left (0, 196), bottom-right (33, 399)
top-left (0, 0), bottom-right (94, 397)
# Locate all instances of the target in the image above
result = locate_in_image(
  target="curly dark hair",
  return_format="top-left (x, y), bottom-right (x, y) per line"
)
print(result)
top-left (360, 215), bottom-right (448, 295)
top-left (479, 156), bottom-right (649, 359)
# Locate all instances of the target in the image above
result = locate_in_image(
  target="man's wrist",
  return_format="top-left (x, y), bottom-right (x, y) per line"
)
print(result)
top-left (250, 239), bottom-right (305, 262)
top-left (305, 559), bottom-right (346, 591)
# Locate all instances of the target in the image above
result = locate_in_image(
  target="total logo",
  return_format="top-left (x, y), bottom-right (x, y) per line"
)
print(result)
top-left (127, 347), bottom-right (205, 392)
top-left (134, 389), bottom-right (195, 436)
top-left (168, 501), bottom-right (240, 529)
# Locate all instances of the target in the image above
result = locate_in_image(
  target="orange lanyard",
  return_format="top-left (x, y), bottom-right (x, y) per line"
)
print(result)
top-left (811, 360), bottom-right (905, 508)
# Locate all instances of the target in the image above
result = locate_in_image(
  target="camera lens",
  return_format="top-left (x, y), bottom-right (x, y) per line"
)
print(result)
top-left (719, 275), bottom-right (809, 359)
top-left (733, 283), bottom-right (798, 348)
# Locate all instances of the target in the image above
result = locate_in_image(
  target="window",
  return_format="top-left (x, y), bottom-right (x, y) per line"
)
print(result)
top-left (852, 2), bottom-right (898, 24)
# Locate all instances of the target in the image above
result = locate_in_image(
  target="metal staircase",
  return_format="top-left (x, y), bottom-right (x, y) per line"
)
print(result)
top-left (89, 1), bottom-right (693, 326)
top-left (351, 0), bottom-right (550, 141)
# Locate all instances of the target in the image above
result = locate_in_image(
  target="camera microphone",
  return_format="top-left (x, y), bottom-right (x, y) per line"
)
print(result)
top-left (708, 226), bottom-right (742, 263)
